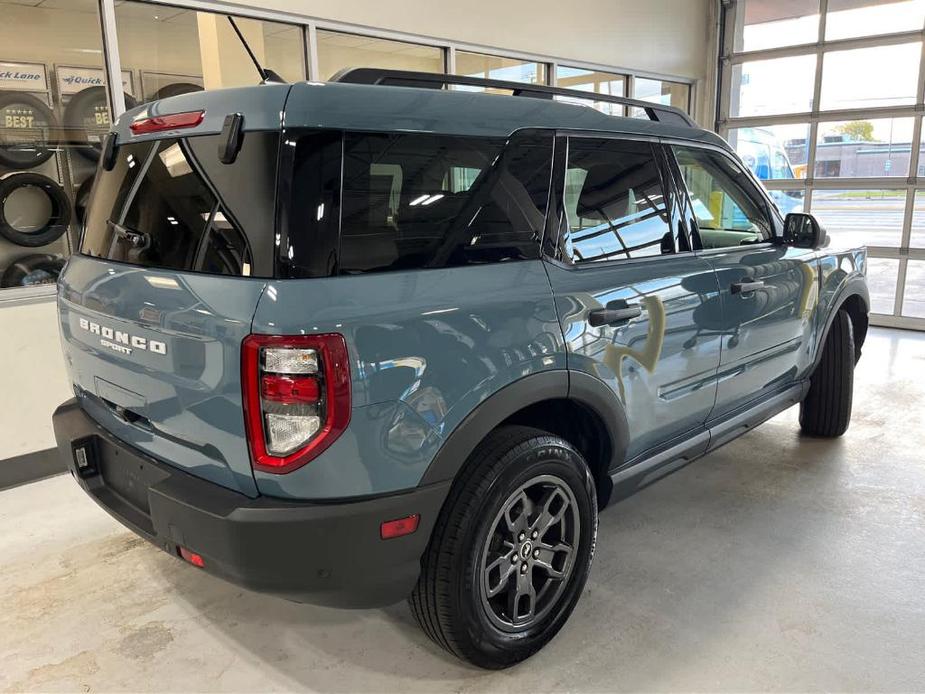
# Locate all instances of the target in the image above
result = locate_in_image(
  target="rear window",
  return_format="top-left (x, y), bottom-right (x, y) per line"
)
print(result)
top-left (81, 132), bottom-right (279, 277)
top-left (281, 129), bottom-right (553, 278)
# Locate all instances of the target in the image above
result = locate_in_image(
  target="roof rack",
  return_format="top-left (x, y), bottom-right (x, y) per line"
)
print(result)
top-left (331, 67), bottom-right (697, 128)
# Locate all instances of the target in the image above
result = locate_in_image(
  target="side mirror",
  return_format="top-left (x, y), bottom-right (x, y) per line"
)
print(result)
top-left (783, 212), bottom-right (828, 250)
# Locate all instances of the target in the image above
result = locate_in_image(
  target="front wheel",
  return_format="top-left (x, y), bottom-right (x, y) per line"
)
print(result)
top-left (800, 309), bottom-right (855, 437)
top-left (410, 426), bottom-right (597, 669)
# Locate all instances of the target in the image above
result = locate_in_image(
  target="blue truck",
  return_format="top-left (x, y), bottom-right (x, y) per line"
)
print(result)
top-left (53, 69), bottom-right (868, 668)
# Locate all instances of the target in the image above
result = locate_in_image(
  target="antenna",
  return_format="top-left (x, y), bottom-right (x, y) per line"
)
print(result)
top-left (226, 16), bottom-right (286, 84)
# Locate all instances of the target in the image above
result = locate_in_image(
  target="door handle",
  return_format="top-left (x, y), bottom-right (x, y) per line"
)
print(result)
top-left (730, 278), bottom-right (765, 294)
top-left (588, 303), bottom-right (642, 327)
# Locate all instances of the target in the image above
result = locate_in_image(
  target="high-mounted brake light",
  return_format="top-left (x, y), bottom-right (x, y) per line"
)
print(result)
top-left (242, 334), bottom-right (351, 474)
top-left (130, 110), bottom-right (205, 135)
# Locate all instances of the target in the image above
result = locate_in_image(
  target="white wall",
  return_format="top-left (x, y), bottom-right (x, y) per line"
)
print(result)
top-left (233, 0), bottom-right (713, 81)
top-left (0, 300), bottom-right (72, 459)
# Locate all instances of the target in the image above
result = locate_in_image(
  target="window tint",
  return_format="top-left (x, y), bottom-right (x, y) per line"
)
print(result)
top-left (82, 136), bottom-right (252, 276)
top-left (672, 146), bottom-right (773, 249)
top-left (560, 138), bottom-right (673, 264)
top-left (339, 131), bottom-right (551, 273)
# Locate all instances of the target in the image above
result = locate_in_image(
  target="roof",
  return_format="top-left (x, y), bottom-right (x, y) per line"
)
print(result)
top-left (114, 79), bottom-right (727, 152)
top-left (284, 80), bottom-right (726, 147)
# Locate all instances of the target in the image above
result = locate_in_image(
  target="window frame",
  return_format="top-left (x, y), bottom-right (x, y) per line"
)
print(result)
top-left (278, 126), bottom-right (556, 278)
top-left (663, 139), bottom-right (783, 254)
top-left (544, 131), bottom-right (684, 270)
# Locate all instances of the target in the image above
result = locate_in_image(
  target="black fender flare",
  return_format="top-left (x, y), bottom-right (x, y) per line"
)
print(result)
top-left (813, 275), bottom-right (869, 371)
top-left (418, 370), bottom-right (629, 490)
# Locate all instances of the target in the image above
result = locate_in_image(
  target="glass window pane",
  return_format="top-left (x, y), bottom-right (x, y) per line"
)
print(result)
top-left (455, 52), bottom-right (546, 93)
top-left (826, 0), bottom-right (925, 40)
top-left (316, 31), bottom-right (443, 80)
top-left (908, 191), bottom-right (925, 248)
top-left (0, 0), bottom-right (108, 290)
top-left (815, 118), bottom-right (914, 178)
top-left (820, 43), bottom-right (921, 111)
top-left (727, 124), bottom-right (811, 182)
top-left (902, 259), bottom-right (925, 318)
top-left (673, 146), bottom-right (773, 248)
top-left (734, 0), bottom-right (821, 52)
top-left (631, 78), bottom-right (690, 116)
top-left (562, 139), bottom-right (672, 263)
top-left (334, 131), bottom-right (551, 273)
top-left (730, 55), bottom-right (817, 117)
top-left (116, 3), bottom-right (304, 102)
top-left (811, 189), bottom-right (906, 248)
top-left (555, 66), bottom-right (626, 116)
top-left (866, 257), bottom-right (899, 314)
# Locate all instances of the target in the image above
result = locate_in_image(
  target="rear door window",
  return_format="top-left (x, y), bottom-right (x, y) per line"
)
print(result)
top-left (559, 137), bottom-right (674, 264)
top-left (281, 129), bottom-right (553, 277)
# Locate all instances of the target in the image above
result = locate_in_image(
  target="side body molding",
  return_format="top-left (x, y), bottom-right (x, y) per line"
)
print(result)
top-left (419, 370), bottom-right (630, 488)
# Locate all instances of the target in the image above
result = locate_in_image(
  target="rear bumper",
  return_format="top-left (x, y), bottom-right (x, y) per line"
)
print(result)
top-left (52, 398), bottom-right (449, 608)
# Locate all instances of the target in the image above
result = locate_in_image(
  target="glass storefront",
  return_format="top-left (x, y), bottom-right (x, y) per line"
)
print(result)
top-left (316, 31), bottom-right (444, 80)
top-left (0, 0), bottom-right (110, 291)
top-left (0, 1), bottom-right (694, 297)
top-left (114, 2), bottom-right (305, 102)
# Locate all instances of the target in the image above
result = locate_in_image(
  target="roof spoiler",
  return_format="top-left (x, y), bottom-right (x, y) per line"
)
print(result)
top-left (330, 67), bottom-right (696, 128)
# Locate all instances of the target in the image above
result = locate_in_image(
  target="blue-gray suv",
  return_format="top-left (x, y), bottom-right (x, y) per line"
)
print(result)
top-left (53, 69), bottom-right (869, 669)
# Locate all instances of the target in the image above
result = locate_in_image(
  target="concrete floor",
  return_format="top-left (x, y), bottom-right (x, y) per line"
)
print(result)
top-left (2, 327), bottom-right (924, 693)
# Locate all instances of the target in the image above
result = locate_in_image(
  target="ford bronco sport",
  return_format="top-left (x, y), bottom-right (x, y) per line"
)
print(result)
top-left (53, 68), bottom-right (869, 669)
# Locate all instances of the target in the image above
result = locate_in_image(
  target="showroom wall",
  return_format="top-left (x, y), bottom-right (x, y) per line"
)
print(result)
top-left (0, 0), bottom-right (716, 463)
top-left (229, 0), bottom-right (714, 81)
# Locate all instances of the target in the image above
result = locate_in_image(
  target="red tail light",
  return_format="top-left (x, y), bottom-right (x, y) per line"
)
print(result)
top-left (130, 110), bottom-right (205, 135)
top-left (242, 334), bottom-right (351, 474)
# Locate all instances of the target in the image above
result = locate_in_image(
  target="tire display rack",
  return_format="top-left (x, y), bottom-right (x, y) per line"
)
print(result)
top-left (0, 63), bottom-right (136, 290)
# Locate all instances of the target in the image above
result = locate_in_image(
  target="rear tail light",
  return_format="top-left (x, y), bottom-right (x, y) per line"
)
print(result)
top-left (242, 334), bottom-right (350, 474)
top-left (130, 110), bottom-right (205, 135)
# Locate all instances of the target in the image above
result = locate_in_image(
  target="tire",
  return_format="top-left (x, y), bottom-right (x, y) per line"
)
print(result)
top-left (153, 82), bottom-right (203, 101)
top-left (0, 172), bottom-right (72, 247)
top-left (0, 253), bottom-right (65, 287)
top-left (799, 310), bottom-right (854, 437)
top-left (410, 425), bottom-right (597, 669)
top-left (0, 91), bottom-right (58, 169)
top-left (63, 86), bottom-right (137, 163)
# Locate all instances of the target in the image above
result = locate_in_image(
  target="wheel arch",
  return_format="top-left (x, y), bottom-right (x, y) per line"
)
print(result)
top-left (419, 370), bottom-right (628, 509)
top-left (816, 277), bottom-right (869, 368)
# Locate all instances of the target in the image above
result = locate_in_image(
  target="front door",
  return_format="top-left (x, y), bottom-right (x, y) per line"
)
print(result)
top-left (544, 135), bottom-right (723, 462)
top-left (669, 144), bottom-right (818, 419)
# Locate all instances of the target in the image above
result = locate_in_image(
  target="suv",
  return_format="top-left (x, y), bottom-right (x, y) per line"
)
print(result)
top-left (53, 69), bottom-right (869, 669)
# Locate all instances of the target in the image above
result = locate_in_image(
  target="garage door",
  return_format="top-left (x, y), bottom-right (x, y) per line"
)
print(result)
top-left (716, 0), bottom-right (925, 330)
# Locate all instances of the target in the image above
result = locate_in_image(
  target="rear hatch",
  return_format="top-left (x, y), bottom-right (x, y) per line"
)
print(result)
top-left (57, 86), bottom-right (289, 496)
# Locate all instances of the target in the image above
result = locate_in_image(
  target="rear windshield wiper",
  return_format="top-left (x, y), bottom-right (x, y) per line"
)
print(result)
top-left (108, 220), bottom-right (150, 249)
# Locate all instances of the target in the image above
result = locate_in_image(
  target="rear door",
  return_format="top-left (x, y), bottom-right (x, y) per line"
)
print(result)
top-left (58, 119), bottom-right (282, 497)
top-left (543, 134), bottom-right (723, 463)
top-left (668, 144), bottom-right (818, 419)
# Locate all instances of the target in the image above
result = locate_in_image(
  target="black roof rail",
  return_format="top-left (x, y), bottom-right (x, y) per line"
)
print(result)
top-left (330, 67), bottom-right (697, 128)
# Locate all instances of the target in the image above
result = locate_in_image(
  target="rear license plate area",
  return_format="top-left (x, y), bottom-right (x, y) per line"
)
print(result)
top-left (96, 440), bottom-right (162, 516)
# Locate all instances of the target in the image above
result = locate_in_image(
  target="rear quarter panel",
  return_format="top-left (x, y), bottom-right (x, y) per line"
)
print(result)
top-left (250, 262), bottom-right (566, 499)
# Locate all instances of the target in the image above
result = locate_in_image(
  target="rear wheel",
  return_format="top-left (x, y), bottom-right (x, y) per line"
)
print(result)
top-left (410, 426), bottom-right (597, 669)
top-left (800, 310), bottom-right (855, 437)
